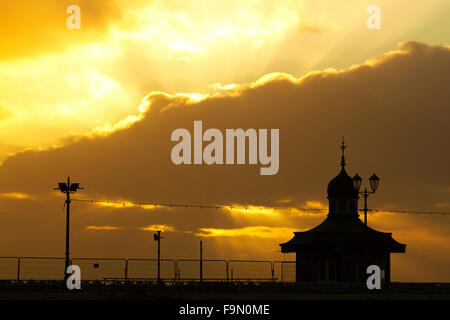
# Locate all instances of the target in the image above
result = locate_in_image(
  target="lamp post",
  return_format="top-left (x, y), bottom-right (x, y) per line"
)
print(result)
top-left (153, 230), bottom-right (163, 281)
top-left (54, 177), bottom-right (83, 280)
top-left (352, 173), bottom-right (380, 227)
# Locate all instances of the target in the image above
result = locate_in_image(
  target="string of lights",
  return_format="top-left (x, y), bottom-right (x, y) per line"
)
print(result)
top-left (71, 198), bottom-right (325, 212)
top-left (368, 209), bottom-right (450, 215)
top-left (71, 198), bottom-right (450, 215)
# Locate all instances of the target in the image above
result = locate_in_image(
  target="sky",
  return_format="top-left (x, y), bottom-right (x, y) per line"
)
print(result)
top-left (0, 0), bottom-right (449, 282)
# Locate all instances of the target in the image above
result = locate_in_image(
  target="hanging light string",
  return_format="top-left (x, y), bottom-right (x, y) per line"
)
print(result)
top-left (368, 209), bottom-right (449, 215)
top-left (70, 198), bottom-right (325, 212)
top-left (70, 198), bottom-right (450, 215)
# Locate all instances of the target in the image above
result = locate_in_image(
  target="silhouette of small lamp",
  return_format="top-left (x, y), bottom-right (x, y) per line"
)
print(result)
top-left (352, 173), bottom-right (380, 227)
top-left (153, 230), bottom-right (163, 282)
top-left (352, 173), bottom-right (362, 191)
top-left (369, 173), bottom-right (380, 193)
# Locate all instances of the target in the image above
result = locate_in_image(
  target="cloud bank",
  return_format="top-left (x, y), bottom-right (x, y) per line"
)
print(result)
top-left (0, 41), bottom-right (449, 281)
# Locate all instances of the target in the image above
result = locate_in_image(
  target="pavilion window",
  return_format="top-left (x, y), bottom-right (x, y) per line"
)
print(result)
top-left (349, 201), bottom-right (356, 211)
top-left (318, 261), bottom-right (326, 281)
top-left (318, 260), bottom-right (337, 282)
top-left (330, 200), bottom-right (336, 211)
top-left (328, 261), bottom-right (336, 281)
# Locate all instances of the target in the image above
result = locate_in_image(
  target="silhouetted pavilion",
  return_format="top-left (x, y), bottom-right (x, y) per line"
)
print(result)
top-left (280, 142), bottom-right (406, 283)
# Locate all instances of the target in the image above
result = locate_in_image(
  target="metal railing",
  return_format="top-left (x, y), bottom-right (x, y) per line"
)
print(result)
top-left (0, 256), bottom-right (295, 282)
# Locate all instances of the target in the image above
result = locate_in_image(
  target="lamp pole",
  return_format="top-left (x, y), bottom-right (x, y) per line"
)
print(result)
top-left (157, 230), bottom-right (161, 281)
top-left (362, 187), bottom-right (370, 226)
top-left (54, 177), bottom-right (83, 280)
top-left (352, 173), bottom-right (380, 228)
top-left (154, 230), bottom-right (163, 282)
top-left (65, 177), bottom-right (71, 279)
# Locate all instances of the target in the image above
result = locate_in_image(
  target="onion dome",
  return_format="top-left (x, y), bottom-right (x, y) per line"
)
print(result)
top-left (327, 168), bottom-right (358, 199)
top-left (327, 138), bottom-right (358, 199)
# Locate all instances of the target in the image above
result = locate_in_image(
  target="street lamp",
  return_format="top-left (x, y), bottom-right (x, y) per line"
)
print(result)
top-left (369, 173), bottom-right (380, 192)
top-left (54, 177), bottom-right (83, 280)
top-left (153, 230), bottom-right (163, 282)
top-left (353, 173), bottom-right (380, 227)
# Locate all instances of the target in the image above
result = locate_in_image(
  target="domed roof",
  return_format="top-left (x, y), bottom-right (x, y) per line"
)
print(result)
top-left (327, 138), bottom-right (358, 199)
top-left (327, 167), bottom-right (358, 199)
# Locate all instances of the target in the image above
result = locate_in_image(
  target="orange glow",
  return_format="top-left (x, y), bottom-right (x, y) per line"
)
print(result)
top-left (139, 224), bottom-right (176, 232)
top-left (85, 225), bottom-right (121, 231)
top-left (0, 1), bottom-right (449, 283)
top-left (196, 226), bottom-right (300, 239)
top-left (0, 192), bottom-right (34, 200)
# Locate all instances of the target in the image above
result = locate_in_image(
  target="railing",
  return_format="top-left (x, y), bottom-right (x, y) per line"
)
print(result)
top-left (0, 256), bottom-right (296, 282)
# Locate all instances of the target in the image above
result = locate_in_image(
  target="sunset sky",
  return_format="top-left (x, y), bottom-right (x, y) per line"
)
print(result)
top-left (0, 0), bottom-right (449, 282)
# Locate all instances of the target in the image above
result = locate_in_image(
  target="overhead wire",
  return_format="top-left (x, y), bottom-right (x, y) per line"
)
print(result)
top-left (71, 198), bottom-right (450, 215)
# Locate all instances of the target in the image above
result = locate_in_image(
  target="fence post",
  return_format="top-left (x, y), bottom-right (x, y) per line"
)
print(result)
top-left (225, 260), bottom-right (229, 281)
top-left (174, 260), bottom-right (178, 280)
top-left (271, 261), bottom-right (274, 281)
top-left (200, 241), bottom-right (203, 282)
top-left (17, 257), bottom-right (21, 282)
top-left (124, 259), bottom-right (128, 281)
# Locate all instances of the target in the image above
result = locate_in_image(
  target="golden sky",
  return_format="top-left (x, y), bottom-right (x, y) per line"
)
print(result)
top-left (0, 1), bottom-right (449, 282)
top-left (1, 0), bottom-right (449, 160)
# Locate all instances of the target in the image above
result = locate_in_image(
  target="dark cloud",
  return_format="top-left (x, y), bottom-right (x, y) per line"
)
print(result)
top-left (0, 41), bottom-right (449, 280)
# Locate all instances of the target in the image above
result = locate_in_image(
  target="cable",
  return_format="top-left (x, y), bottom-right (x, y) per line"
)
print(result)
top-left (71, 198), bottom-right (450, 215)
top-left (71, 198), bottom-right (326, 212)
top-left (369, 209), bottom-right (450, 215)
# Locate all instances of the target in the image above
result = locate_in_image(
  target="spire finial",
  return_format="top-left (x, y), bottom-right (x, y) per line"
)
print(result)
top-left (340, 136), bottom-right (346, 168)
